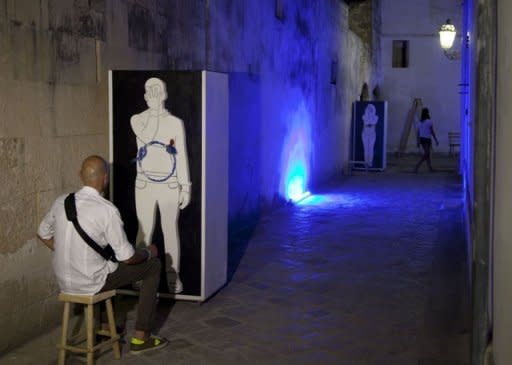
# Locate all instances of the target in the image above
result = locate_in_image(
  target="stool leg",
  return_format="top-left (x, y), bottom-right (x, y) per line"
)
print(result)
top-left (85, 304), bottom-right (94, 365)
top-left (105, 298), bottom-right (121, 359)
top-left (58, 302), bottom-right (70, 365)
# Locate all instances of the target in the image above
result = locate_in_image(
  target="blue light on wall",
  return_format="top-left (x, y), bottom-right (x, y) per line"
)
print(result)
top-left (280, 102), bottom-right (312, 202)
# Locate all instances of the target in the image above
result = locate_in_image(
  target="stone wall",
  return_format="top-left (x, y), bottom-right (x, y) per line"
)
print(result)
top-left (349, 0), bottom-right (373, 47)
top-left (0, 0), bottom-right (170, 353)
top-left (0, 0), bottom-right (376, 352)
top-left (217, 0), bottom-right (376, 225)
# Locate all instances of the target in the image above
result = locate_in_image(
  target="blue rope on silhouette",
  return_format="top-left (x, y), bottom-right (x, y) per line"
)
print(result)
top-left (134, 140), bottom-right (177, 183)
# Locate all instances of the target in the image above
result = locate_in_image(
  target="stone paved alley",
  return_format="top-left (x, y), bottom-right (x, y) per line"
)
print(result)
top-left (1, 155), bottom-right (470, 365)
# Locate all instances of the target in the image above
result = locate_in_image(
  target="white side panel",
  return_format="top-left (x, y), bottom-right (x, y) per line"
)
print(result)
top-left (383, 102), bottom-right (388, 169)
top-left (108, 70), bottom-right (114, 199)
top-left (202, 71), bottom-right (229, 300)
top-left (201, 71), bottom-right (206, 300)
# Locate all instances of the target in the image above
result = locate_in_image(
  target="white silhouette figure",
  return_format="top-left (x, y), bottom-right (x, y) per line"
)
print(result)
top-left (131, 77), bottom-right (191, 293)
top-left (361, 104), bottom-right (379, 167)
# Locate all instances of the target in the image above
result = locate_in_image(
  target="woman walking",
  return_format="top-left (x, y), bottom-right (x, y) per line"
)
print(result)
top-left (414, 107), bottom-right (439, 172)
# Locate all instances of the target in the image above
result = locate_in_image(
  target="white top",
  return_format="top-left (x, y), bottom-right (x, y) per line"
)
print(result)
top-left (418, 119), bottom-right (433, 138)
top-left (38, 186), bottom-right (135, 295)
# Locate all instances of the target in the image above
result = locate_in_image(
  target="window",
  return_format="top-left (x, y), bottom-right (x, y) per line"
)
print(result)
top-left (392, 40), bottom-right (409, 68)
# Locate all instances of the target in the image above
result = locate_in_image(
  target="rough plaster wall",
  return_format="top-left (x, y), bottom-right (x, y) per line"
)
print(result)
top-left (166, 0), bottom-right (206, 69)
top-left (0, 0), bottom-right (176, 353)
top-left (208, 0), bottom-right (374, 215)
top-left (349, 0), bottom-right (373, 47)
top-left (380, 0), bottom-right (462, 153)
top-left (372, 0), bottom-right (382, 94)
top-left (0, 0), bottom-right (376, 351)
top-left (314, 3), bottom-right (350, 182)
top-left (494, 2), bottom-right (512, 364)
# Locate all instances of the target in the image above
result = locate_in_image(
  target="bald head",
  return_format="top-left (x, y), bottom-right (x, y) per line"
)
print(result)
top-left (80, 155), bottom-right (109, 192)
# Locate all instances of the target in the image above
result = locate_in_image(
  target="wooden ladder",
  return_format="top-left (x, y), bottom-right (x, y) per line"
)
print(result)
top-left (397, 98), bottom-right (423, 156)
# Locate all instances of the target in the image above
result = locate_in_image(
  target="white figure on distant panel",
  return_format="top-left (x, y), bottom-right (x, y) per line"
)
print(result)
top-left (361, 103), bottom-right (379, 167)
top-left (131, 77), bottom-right (191, 294)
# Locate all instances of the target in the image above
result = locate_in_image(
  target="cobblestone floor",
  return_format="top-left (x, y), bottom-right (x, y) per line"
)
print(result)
top-left (1, 154), bottom-right (470, 365)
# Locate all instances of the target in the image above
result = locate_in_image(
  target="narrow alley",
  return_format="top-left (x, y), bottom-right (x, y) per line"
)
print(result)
top-left (2, 155), bottom-right (469, 365)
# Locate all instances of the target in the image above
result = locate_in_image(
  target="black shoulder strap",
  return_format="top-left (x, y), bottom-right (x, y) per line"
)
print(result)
top-left (64, 193), bottom-right (117, 262)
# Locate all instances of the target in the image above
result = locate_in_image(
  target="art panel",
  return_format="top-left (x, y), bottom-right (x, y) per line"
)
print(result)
top-left (109, 70), bottom-right (227, 301)
top-left (352, 101), bottom-right (388, 171)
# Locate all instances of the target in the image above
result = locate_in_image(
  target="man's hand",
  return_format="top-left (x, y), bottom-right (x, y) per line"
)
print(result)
top-left (37, 234), bottom-right (54, 251)
top-left (179, 191), bottom-right (190, 210)
top-left (123, 244), bottom-right (159, 265)
top-left (148, 243), bottom-right (159, 258)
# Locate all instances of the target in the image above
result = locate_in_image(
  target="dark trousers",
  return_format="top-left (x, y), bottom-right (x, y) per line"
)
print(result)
top-left (99, 258), bottom-right (161, 332)
top-left (415, 137), bottom-right (433, 171)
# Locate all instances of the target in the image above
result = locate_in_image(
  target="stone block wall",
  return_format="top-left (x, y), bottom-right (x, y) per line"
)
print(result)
top-left (0, 0), bottom-right (170, 353)
top-left (0, 0), bottom-right (377, 352)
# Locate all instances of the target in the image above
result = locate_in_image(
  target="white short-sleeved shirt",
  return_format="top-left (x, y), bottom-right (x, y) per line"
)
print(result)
top-left (418, 119), bottom-right (434, 138)
top-left (38, 186), bottom-right (135, 295)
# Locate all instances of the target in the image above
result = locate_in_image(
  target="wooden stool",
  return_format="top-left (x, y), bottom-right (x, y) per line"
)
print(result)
top-left (57, 290), bottom-right (121, 365)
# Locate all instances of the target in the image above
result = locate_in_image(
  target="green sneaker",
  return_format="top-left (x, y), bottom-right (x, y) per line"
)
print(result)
top-left (129, 335), bottom-right (168, 354)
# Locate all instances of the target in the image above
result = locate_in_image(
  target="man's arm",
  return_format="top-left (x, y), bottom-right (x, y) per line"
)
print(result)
top-left (175, 118), bottom-right (191, 209)
top-left (105, 209), bottom-right (159, 265)
top-left (37, 201), bottom-right (57, 251)
top-left (37, 235), bottom-right (55, 251)
top-left (130, 114), bottom-right (142, 135)
top-left (122, 244), bottom-right (158, 265)
top-left (430, 126), bottom-right (439, 145)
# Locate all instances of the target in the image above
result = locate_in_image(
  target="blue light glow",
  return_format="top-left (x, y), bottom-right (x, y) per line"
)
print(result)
top-left (290, 190), bottom-right (311, 203)
top-left (280, 102), bottom-right (312, 202)
top-left (297, 193), bottom-right (365, 207)
top-left (287, 176), bottom-right (304, 201)
top-left (297, 194), bottom-right (329, 206)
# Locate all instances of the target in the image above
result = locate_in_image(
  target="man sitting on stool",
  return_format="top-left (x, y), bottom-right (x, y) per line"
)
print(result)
top-left (37, 155), bottom-right (167, 354)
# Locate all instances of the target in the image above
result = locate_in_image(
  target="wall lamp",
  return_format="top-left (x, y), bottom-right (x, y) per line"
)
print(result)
top-left (439, 19), bottom-right (460, 60)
